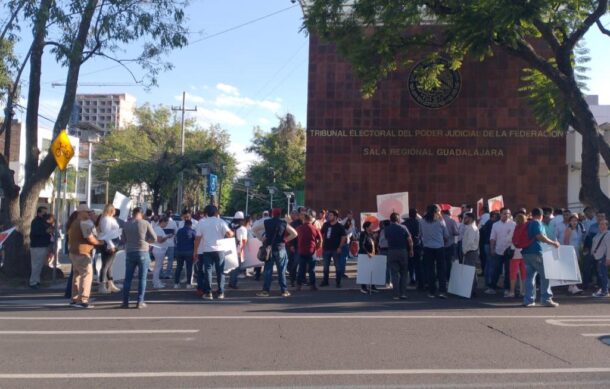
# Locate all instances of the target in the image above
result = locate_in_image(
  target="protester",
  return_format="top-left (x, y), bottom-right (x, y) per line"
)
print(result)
top-left (563, 213), bottom-right (584, 295)
top-left (122, 207), bottom-right (157, 309)
top-left (521, 208), bottom-right (560, 307)
top-left (228, 212), bottom-right (248, 289)
top-left (161, 210), bottom-right (178, 279)
top-left (420, 204), bottom-right (450, 299)
top-left (287, 210), bottom-right (303, 287)
top-left (152, 216), bottom-right (173, 289)
top-left (254, 208), bottom-right (298, 297)
top-left (359, 220), bottom-right (379, 294)
top-left (404, 209), bottom-right (424, 289)
top-left (320, 210), bottom-right (347, 288)
top-left (97, 204), bottom-right (121, 294)
top-left (487, 208), bottom-right (516, 296)
top-left (296, 211), bottom-right (322, 291)
top-left (590, 219), bottom-right (610, 298)
top-left (385, 212), bottom-right (414, 300)
top-left (30, 206), bottom-right (51, 289)
top-left (582, 211), bottom-right (605, 290)
top-left (193, 205), bottom-right (234, 300)
top-left (251, 210), bottom-right (270, 281)
top-left (174, 219), bottom-right (195, 289)
top-left (68, 204), bottom-right (101, 308)
top-left (63, 211), bottom-right (79, 299)
top-left (461, 212), bottom-right (480, 296)
top-left (508, 213), bottom-right (528, 298)
top-left (441, 209), bottom-right (459, 279)
top-left (479, 211), bottom-right (499, 278)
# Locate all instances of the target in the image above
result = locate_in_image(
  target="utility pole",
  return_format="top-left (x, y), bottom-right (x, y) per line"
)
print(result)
top-left (171, 91), bottom-right (197, 212)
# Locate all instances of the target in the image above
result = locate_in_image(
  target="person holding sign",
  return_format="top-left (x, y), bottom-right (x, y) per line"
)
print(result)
top-left (385, 212), bottom-right (414, 300)
top-left (590, 219), bottom-right (610, 298)
top-left (521, 208), bottom-right (560, 308)
top-left (359, 221), bottom-right (379, 294)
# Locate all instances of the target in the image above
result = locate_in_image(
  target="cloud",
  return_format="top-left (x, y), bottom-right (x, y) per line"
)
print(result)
top-left (228, 142), bottom-right (260, 174)
top-left (216, 83), bottom-right (240, 96)
top-left (215, 95), bottom-right (281, 113)
top-left (258, 117), bottom-right (271, 126)
top-left (175, 92), bottom-right (205, 104)
top-left (194, 107), bottom-right (246, 127)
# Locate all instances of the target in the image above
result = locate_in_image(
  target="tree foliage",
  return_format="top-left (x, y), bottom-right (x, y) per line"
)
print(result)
top-left (226, 114), bottom-right (306, 216)
top-left (304, 0), bottom-right (610, 211)
top-left (96, 106), bottom-right (236, 213)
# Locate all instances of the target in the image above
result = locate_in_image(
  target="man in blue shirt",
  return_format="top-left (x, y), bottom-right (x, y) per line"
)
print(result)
top-left (521, 208), bottom-right (560, 307)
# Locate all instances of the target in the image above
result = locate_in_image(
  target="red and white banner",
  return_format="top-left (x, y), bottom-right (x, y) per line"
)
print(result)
top-left (0, 227), bottom-right (15, 248)
top-left (476, 198), bottom-right (484, 219)
top-left (488, 195), bottom-right (504, 212)
top-left (376, 192), bottom-right (409, 220)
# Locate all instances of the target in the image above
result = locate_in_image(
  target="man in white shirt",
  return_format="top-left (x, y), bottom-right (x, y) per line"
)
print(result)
top-left (487, 208), bottom-right (516, 295)
top-left (250, 211), bottom-right (270, 281)
top-left (193, 205), bottom-right (234, 300)
top-left (162, 210), bottom-right (178, 279)
top-left (461, 212), bottom-right (479, 296)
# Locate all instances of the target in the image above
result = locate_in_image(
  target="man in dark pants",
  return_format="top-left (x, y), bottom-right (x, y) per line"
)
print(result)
top-left (287, 210), bottom-right (303, 287)
top-left (385, 212), bottom-right (414, 299)
top-left (320, 210), bottom-right (347, 288)
top-left (404, 209), bottom-right (424, 290)
top-left (582, 212), bottom-right (606, 290)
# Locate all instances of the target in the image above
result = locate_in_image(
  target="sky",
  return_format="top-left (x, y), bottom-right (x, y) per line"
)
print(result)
top-left (11, 1), bottom-right (610, 173)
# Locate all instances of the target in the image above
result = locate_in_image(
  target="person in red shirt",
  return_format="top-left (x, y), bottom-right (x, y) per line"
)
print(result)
top-left (296, 210), bottom-right (323, 291)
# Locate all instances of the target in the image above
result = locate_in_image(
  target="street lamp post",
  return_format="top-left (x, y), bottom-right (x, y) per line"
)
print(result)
top-left (284, 191), bottom-right (294, 214)
top-left (267, 186), bottom-right (276, 210)
top-left (243, 177), bottom-right (252, 216)
top-left (197, 162), bottom-right (214, 206)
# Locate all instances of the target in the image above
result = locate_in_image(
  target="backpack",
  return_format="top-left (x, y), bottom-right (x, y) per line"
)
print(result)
top-left (513, 222), bottom-right (534, 249)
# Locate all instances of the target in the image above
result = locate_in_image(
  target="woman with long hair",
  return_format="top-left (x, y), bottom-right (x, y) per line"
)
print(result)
top-left (98, 204), bottom-right (121, 294)
top-left (420, 204), bottom-right (449, 298)
top-left (507, 213), bottom-right (527, 298)
top-left (359, 221), bottom-right (379, 294)
top-left (563, 213), bottom-right (584, 295)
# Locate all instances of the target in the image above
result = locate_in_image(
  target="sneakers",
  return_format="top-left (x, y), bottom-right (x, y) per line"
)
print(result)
top-left (427, 293), bottom-right (436, 298)
top-left (370, 286), bottom-right (380, 294)
top-left (568, 285), bottom-right (583, 295)
top-left (185, 284), bottom-right (193, 289)
top-left (153, 283), bottom-right (165, 289)
top-left (399, 295), bottom-right (408, 300)
top-left (72, 302), bottom-right (93, 309)
top-left (202, 293), bottom-right (214, 300)
top-left (217, 293), bottom-right (225, 300)
top-left (392, 296), bottom-right (400, 300)
top-left (592, 289), bottom-right (609, 298)
top-left (437, 293), bottom-right (447, 299)
top-left (136, 302), bottom-right (147, 309)
top-left (69, 301), bottom-right (79, 308)
top-left (360, 287), bottom-right (369, 294)
top-left (505, 292), bottom-right (515, 298)
top-left (523, 302), bottom-right (536, 307)
top-left (281, 291), bottom-right (291, 297)
top-left (173, 284), bottom-right (180, 289)
top-left (542, 299), bottom-right (559, 307)
top-left (484, 288), bottom-right (496, 295)
top-left (256, 291), bottom-right (270, 297)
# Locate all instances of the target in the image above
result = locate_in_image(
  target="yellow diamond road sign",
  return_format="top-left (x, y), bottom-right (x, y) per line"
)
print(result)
top-left (51, 130), bottom-right (75, 171)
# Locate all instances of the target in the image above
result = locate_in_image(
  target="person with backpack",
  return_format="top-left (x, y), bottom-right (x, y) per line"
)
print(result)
top-left (521, 208), bottom-right (560, 307)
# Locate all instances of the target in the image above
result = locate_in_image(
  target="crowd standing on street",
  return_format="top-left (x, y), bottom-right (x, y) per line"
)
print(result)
top-left (32, 198), bottom-right (610, 309)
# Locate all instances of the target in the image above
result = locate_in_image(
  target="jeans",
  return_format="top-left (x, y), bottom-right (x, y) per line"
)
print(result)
top-left (444, 244), bottom-right (455, 281)
top-left (582, 253), bottom-right (598, 288)
top-left (339, 245), bottom-right (349, 275)
top-left (490, 253), bottom-right (510, 290)
top-left (228, 254), bottom-right (243, 287)
top-left (174, 251), bottom-right (193, 285)
top-left (523, 253), bottom-right (553, 304)
top-left (388, 249), bottom-right (409, 297)
top-left (423, 247), bottom-right (446, 294)
top-left (596, 259), bottom-right (609, 294)
top-left (263, 248), bottom-right (288, 292)
top-left (163, 247), bottom-right (175, 277)
top-left (199, 251), bottom-right (225, 294)
top-left (29, 247), bottom-right (48, 286)
top-left (322, 249), bottom-right (343, 285)
top-left (408, 245), bottom-right (425, 289)
top-left (297, 253), bottom-right (316, 286)
top-left (287, 248), bottom-right (298, 284)
top-left (122, 251), bottom-right (150, 304)
top-left (100, 249), bottom-right (117, 283)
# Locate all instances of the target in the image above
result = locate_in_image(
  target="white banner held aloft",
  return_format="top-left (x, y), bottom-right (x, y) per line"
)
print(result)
top-left (448, 261), bottom-right (476, 298)
top-left (487, 195), bottom-right (504, 212)
top-left (112, 192), bottom-right (132, 221)
top-left (543, 245), bottom-right (582, 285)
top-left (217, 238), bottom-right (239, 272)
top-left (376, 192), bottom-right (409, 220)
top-left (356, 254), bottom-right (387, 286)
top-left (241, 237), bottom-right (264, 269)
top-left (360, 212), bottom-right (381, 231)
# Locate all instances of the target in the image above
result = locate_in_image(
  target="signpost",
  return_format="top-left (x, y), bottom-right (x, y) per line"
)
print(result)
top-left (208, 173), bottom-right (218, 205)
top-left (50, 130), bottom-right (75, 282)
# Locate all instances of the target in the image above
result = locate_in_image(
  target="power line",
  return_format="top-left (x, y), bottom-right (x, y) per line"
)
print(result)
top-left (188, 4), bottom-right (299, 45)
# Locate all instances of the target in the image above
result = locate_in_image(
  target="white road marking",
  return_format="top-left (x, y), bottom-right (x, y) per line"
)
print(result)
top-left (0, 330), bottom-right (198, 335)
top-left (581, 333), bottom-right (610, 337)
top-left (546, 319), bottom-right (610, 327)
top-left (1, 368), bottom-right (610, 379)
top-left (1, 315), bottom-right (610, 321)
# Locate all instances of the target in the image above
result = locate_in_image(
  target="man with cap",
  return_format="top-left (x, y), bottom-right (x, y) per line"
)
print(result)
top-left (228, 211), bottom-right (247, 288)
top-left (68, 204), bottom-right (102, 308)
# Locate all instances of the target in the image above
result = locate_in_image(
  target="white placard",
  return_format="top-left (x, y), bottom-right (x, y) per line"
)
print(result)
top-left (112, 192), bottom-right (131, 221)
top-left (543, 245), bottom-right (581, 282)
top-left (241, 238), bottom-right (264, 269)
top-left (111, 250), bottom-right (126, 281)
top-left (356, 254), bottom-right (387, 285)
top-left (448, 261), bottom-right (476, 298)
top-left (376, 192), bottom-right (409, 220)
top-left (217, 238), bottom-right (239, 272)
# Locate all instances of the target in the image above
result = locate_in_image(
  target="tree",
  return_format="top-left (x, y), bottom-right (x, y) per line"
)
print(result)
top-left (226, 114), bottom-right (306, 215)
top-left (0, 0), bottom-right (189, 277)
top-left (304, 1), bottom-right (610, 211)
top-left (96, 106), bottom-right (236, 214)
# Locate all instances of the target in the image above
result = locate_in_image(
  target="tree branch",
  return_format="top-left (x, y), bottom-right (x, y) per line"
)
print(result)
top-left (597, 19), bottom-right (610, 36)
top-left (533, 19), bottom-right (560, 52)
top-left (564, 0), bottom-right (608, 50)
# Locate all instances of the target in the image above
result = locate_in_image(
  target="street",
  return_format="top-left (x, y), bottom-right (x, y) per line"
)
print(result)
top-left (1, 272), bottom-right (610, 389)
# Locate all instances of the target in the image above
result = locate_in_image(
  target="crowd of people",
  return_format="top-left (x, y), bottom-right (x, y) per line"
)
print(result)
top-left (32, 200), bottom-right (610, 309)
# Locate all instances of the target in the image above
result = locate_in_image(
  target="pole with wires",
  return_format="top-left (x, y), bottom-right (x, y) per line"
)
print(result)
top-left (171, 92), bottom-right (197, 212)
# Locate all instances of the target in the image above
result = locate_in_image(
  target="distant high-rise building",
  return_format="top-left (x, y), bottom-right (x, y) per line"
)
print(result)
top-left (75, 93), bottom-right (136, 133)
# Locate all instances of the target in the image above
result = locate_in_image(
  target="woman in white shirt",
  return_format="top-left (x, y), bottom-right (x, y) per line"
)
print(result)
top-left (98, 204), bottom-right (121, 294)
top-left (152, 216), bottom-right (173, 289)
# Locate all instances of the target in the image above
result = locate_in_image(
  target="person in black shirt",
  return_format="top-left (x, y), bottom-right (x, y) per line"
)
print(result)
top-left (480, 211), bottom-right (500, 282)
top-left (320, 210), bottom-right (347, 288)
top-left (404, 208), bottom-right (425, 290)
top-left (359, 221), bottom-right (379, 294)
top-left (287, 210), bottom-right (303, 287)
top-left (30, 206), bottom-right (51, 289)
top-left (385, 212), bottom-right (414, 299)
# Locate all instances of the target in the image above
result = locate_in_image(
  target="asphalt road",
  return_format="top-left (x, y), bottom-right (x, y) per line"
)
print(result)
top-left (1, 273), bottom-right (610, 389)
